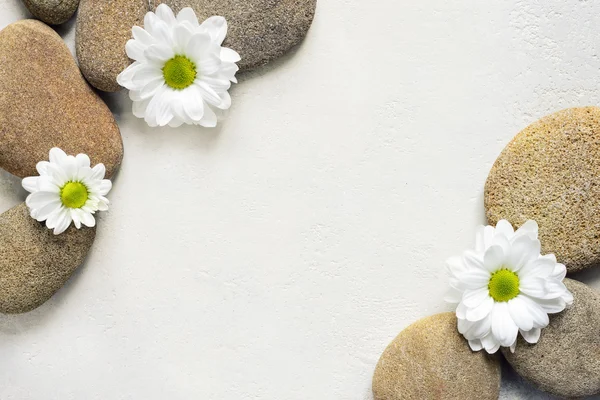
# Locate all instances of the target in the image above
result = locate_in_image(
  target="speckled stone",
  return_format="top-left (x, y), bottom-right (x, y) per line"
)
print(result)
top-left (22, 0), bottom-right (79, 25)
top-left (0, 203), bottom-right (96, 314)
top-left (153, 0), bottom-right (317, 71)
top-left (485, 107), bottom-right (600, 273)
top-left (502, 279), bottom-right (600, 398)
top-left (76, 0), bottom-right (148, 92)
top-left (372, 313), bottom-right (501, 400)
top-left (0, 20), bottom-right (123, 179)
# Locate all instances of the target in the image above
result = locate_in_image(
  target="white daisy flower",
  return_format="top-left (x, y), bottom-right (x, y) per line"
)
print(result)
top-left (22, 148), bottom-right (112, 235)
top-left (117, 4), bottom-right (240, 128)
top-left (445, 219), bottom-right (573, 354)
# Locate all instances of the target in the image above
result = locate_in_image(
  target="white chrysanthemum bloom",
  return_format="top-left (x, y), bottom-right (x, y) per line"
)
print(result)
top-left (445, 219), bottom-right (573, 354)
top-left (22, 148), bottom-right (112, 235)
top-left (117, 4), bottom-right (240, 128)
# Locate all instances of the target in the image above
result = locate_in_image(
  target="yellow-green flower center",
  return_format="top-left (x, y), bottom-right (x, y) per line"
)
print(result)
top-left (60, 181), bottom-right (88, 209)
top-left (163, 55), bottom-right (197, 90)
top-left (488, 269), bottom-right (520, 302)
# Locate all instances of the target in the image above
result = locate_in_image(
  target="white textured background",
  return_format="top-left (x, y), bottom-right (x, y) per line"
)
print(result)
top-left (1, 1), bottom-right (600, 399)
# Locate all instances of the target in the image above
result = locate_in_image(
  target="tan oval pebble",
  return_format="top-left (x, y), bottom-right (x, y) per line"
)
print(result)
top-left (0, 20), bottom-right (123, 179)
top-left (485, 107), bottom-right (600, 273)
top-left (153, 0), bottom-right (317, 72)
top-left (502, 279), bottom-right (600, 398)
top-left (22, 0), bottom-right (79, 25)
top-left (372, 312), bottom-right (501, 400)
top-left (0, 203), bottom-right (96, 314)
top-left (76, 0), bottom-right (148, 92)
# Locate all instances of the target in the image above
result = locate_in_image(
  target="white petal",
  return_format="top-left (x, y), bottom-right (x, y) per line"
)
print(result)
top-left (22, 177), bottom-right (38, 193)
top-left (26, 191), bottom-right (59, 210)
top-left (49, 148), bottom-right (67, 164)
top-left (550, 261), bottom-right (567, 281)
top-left (468, 339), bottom-right (483, 352)
top-left (145, 44), bottom-right (175, 64)
top-left (198, 104), bottom-right (217, 128)
top-left (52, 208), bottom-right (72, 235)
top-left (520, 295), bottom-right (550, 328)
top-left (465, 296), bottom-right (494, 322)
top-left (444, 287), bottom-right (463, 303)
top-left (35, 200), bottom-right (62, 221)
top-left (198, 53), bottom-right (222, 76)
top-left (446, 256), bottom-right (466, 277)
top-left (220, 47), bottom-right (241, 63)
top-left (183, 88), bottom-right (205, 122)
top-left (75, 153), bottom-right (90, 168)
top-left (520, 328), bottom-right (541, 344)
top-left (36, 161), bottom-right (51, 176)
top-left (90, 164), bottom-right (106, 181)
top-left (132, 26), bottom-right (155, 46)
top-left (507, 296), bottom-right (534, 331)
top-left (482, 225), bottom-right (495, 250)
top-left (186, 32), bottom-right (211, 61)
top-left (80, 211), bottom-right (96, 228)
top-left (156, 4), bottom-right (177, 26)
top-left (507, 235), bottom-right (541, 271)
top-left (463, 288), bottom-right (489, 308)
top-left (534, 297), bottom-right (567, 314)
top-left (491, 302), bottom-right (519, 347)
top-left (71, 208), bottom-right (82, 229)
top-left (177, 7), bottom-right (199, 27)
top-left (519, 257), bottom-right (555, 279)
top-left (495, 220), bottom-right (515, 239)
top-left (514, 220), bottom-right (539, 240)
top-left (173, 24), bottom-right (193, 53)
top-left (132, 98), bottom-right (151, 119)
top-left (97, 180), bottom-right (112, 196)
top-left (462, 313), bottom-right (492, 339)
top-left (481, 333), bottom-right (500, 354)
top-left (458, 268), bottom-right (490, 290)
top-left (200, 16), bottom-right (228, 45)
top-left (60, 155), bottom-right (78, 179)
top-left (126, 39), bottom-right (146, 61)
top-left (132, 65), bottom-right (163, 86)
top-left (483, 245), bottom-right (505, 272)
top-left (196, 81), bottom-right (222, 106)
top-left (117, 62), bottom-right (142, 89)
top-left (519, 276), bottom-right (548, 298)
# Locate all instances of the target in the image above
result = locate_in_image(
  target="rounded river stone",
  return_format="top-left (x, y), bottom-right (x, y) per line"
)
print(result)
top-left (0, 20), bottom-right (123, 179)
top-left (76, 0), bottom-right (148, 92)
top-left (372, 312), bottom-right (501, 400)
top-left (22, 0), bottom-right (79, 25)
top-left (502, 279), bottom-right (600, 398)
top-left (153, 0), bottom-right (317, 72)
top-left (0, 203), bottom-right (96, 314)
top-left (485, 107), bottom-right (600, 273)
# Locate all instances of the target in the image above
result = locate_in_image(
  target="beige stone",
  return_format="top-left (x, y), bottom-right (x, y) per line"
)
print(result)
top-left (485, 107), bottom-right (600, 273)
top-left (502, 279), bottom-right (600, 398)
top-left (153, 0), bottom-right (317, 72)
top-left (0, 20), bottom-right (123, 179)
top-left (22, 0), bottom-right (79, 25)
top-left (372, 312), bottom-right (501, 400)
top-left (0, 203), bottom-right (96, 314)
top-left (76, 0), bottom-right (148, 92)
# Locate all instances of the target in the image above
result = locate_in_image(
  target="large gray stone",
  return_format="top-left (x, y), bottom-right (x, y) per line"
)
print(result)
top-left (485, 107), bottom-right (600, 273)
top-left (372, 312), bottom-right (501, 400)
top-left (22, 0), bottom-right (79, 25)
top-left (153, 0), bottom-right (317, 71)
top-left (0, 203), bottom-right (96, 314)
top-left (76, 0), bottom-right (148, 92)
top-left (503, 279), bottom-right (600, 398)
top-left (0, 20), bottom-right (123, 179)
